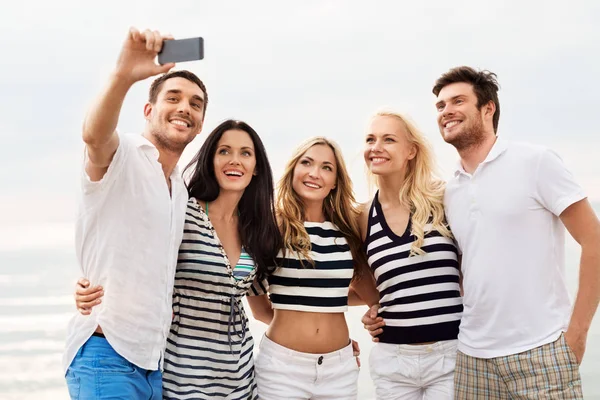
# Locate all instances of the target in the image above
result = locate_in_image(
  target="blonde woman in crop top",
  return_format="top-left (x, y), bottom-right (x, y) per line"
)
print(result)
top-left (247, 137), bottom-right (379, 400)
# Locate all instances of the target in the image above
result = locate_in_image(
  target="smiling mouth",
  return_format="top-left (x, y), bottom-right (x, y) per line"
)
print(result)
top-left (170, 119), bottom-right (191, 128)
top-left (224, 170), bottom-right (244, 178)
top-left (303, 182), bottom-right (321, 189)
top-left (444, 120), bottom-right (462, 129)
top-left (370, 157), bottom-right (388, 164)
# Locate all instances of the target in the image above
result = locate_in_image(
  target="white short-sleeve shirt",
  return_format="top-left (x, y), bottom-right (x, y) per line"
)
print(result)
top-left (63, 133), bottom-right (188, 372)
top-left (444, 138), bottom-right (585, 358)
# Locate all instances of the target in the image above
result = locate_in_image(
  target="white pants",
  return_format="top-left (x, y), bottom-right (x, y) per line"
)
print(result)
top-left (255, 334), bottom-right (359, 400)
top-left (369, 340), bottom-right (458, 400)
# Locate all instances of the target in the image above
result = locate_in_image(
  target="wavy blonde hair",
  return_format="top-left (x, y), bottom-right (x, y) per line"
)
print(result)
top-left (369, 111), bottom-right (452, 255)
top-left (276, 137), bottom-right (366, 274)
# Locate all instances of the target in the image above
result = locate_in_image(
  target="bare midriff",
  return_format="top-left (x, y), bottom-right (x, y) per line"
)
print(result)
top-left (266, 310), bottom-right (349, 354)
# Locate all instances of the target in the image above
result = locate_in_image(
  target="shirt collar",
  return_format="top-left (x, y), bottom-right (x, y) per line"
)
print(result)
top-left (171, 164), bottom-right (181, 181)
top-left (453, 136), bottom-right (509, 177)
top-left (483, 136), bottom-right (509, 164)
top-left (130, 134), bottom-right (159, 157)
top-left (131, 134), bottom-right (181, 180)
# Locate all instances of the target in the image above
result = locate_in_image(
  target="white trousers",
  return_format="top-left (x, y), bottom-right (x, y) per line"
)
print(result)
top-left (255, 334), bottom-right (359, 400)
top-left (369, 340), bottom-right (458, 400)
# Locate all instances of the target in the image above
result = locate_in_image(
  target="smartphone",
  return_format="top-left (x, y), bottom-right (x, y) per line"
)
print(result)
top-left (158, 37), bottom-right (204, 64)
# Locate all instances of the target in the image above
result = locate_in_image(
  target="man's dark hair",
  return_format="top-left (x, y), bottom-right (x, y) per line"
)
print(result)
top-left (148, 70), bottom-right (208, 114)
top-left (433, 66), bottom-right (500, 133)
top-left (184, 119), bottom-right (282, 281)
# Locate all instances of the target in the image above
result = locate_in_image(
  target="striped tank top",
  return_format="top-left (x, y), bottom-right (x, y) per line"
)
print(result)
top-left (365, 192), bottom-right (463, 344)
top-left (250, 221), bottom-right (354, 313)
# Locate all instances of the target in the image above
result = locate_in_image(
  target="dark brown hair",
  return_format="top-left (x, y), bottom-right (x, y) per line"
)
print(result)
top-left (148, 70), bottom-right (208, 114)
top-left (433, 66), bottom-right (500, 133)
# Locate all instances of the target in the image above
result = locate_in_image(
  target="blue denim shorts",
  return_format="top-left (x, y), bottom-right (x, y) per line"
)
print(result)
top-left (65, 335), bottom-right (162, 400)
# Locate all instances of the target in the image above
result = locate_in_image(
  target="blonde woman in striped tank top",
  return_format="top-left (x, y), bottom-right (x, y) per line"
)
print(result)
top-left (359, 111), bottom-right (463, 399)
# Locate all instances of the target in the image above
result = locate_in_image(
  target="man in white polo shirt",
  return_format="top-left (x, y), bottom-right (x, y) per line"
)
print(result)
top-left (433, 66), bottom-right (600, 399)
top-left (63, 28), bottom-right (207, 399)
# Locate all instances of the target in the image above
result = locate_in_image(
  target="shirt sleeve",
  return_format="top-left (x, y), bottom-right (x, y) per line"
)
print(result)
top-left (81, 132), bottom-right (129, 195)
top-left (533, 148), bottom-right (586, 216)
top-left (247, 277), bottom-right (269, 296)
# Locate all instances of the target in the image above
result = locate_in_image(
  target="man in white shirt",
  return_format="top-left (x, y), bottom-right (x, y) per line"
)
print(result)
top-left (63, 28), bottom-right (207, 399)
top-left (433, 66), bottom-right (600, 399)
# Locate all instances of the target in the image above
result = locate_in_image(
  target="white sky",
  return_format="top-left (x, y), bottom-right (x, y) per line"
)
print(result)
top-left (1, 0), bottom-right (599, 251)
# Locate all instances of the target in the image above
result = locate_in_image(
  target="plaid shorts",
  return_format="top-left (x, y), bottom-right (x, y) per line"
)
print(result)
top-left (454, 333), bottom-right (583, 399)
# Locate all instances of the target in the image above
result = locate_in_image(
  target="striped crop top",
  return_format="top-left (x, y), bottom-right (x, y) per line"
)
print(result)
top-left (365, 192), bottom-right (463, 344)
top-left (249, 221), bottom-right (354, 313)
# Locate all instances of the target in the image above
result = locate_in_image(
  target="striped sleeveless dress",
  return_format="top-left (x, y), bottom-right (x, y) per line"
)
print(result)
top-left (162, 198), bottom-right (258, 400)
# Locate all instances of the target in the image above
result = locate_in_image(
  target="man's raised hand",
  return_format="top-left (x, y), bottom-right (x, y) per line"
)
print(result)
top-left (114, 27), bottom-right (176, 85)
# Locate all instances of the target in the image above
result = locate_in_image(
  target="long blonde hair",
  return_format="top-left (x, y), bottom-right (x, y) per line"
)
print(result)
top-left (369, 111), bottom-right (452, 255)
top-left (276, 137), bottom-right (366, 274)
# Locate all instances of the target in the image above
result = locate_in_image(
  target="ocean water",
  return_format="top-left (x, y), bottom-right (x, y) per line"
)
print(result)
top-left (1, 205), bottom-right (599, 399)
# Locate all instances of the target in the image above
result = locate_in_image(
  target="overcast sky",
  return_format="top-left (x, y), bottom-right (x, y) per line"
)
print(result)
top-left (1, 0), bottom-right (598, 252)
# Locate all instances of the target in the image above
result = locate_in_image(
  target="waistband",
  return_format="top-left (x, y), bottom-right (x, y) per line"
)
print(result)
top-left (258, 334), bottom-right (354, 365)
top-left (79, 333), bottom-right (114, 353)
top-left (376, 339), bottom-right (458, 356)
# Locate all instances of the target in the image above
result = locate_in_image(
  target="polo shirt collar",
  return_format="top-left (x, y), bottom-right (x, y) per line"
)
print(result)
top-left (483, 136), bottom-right (508, 164)
top-left (453, 136), bottom-right (508, 177)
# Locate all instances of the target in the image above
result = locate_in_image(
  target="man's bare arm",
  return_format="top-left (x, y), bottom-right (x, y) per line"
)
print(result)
top-left (562, 198), bottom-right (600, 363)
top-left (83, 28), bottom-right (175, 181)
top-left (82, 77), bottom-right (130, 181)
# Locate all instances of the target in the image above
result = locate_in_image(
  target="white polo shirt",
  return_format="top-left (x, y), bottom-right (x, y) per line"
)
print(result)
top-left (63, 133), bottom-right (188, 372)
top-left (444, 138), bottom-right (585, 358)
